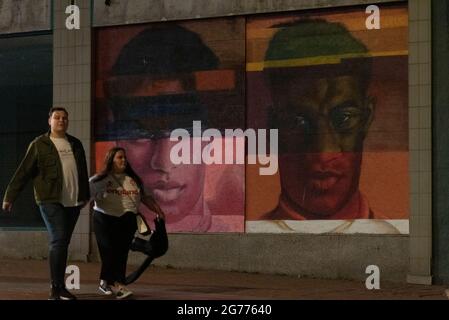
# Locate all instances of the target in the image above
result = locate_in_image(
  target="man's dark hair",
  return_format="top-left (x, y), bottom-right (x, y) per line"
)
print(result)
top-left (264, 19), bottom-right (372, 95)
top-left (106, 24), bottom-right (219, 97)
top-left (48, 107), bottom-right (68, 117)
top-left (102, 24), bottom-right (220, 140)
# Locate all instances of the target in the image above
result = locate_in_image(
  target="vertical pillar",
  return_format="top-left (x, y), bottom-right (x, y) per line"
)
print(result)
top-left (53, 0), bottom-right (92, 261)
top-left (407, 0), bottom-right (432, 285)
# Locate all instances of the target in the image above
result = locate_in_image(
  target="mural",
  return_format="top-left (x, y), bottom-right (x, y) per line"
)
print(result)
top-left (94, 19), bottom-right (246, 232)
top-left (94, 3), bottom-right (409, 234)
top-left (246, 3), bottom-right (409, 233)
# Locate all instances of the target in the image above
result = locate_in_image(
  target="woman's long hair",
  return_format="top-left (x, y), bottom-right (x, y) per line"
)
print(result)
top-left (91, 147), bottom-right (144, 190)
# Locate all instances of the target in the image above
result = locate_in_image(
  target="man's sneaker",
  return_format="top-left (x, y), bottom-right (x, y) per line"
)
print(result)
top-left (115, 285), bottom-right (133, 300)
top-left (49, 285), bottom-right (76, 300)
top-left (99, 280), bottom-right (113, 295)
top-left (58, 287), bottom-right (77, 300)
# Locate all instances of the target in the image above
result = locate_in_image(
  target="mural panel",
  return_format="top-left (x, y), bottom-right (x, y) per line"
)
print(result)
top-left (246, 3), bottom-right (409, 234)
top-left (94, 3), bottom-right (409, 235)
top-left (94, 19), bottom-right (246, 232)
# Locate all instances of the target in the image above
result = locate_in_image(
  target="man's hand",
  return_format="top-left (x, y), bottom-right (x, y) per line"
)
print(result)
top-left (2, 201), bottom-right (13, 212)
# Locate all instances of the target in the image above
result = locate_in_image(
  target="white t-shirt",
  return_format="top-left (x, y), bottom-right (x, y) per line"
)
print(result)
top-left (50, 136), bottom-right (80, 207)
top-left (90, 173), bottom-right (141, 217)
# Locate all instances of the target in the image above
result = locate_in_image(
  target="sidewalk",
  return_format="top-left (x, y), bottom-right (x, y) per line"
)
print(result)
top-left (0, 258), bottom-right (447, 300)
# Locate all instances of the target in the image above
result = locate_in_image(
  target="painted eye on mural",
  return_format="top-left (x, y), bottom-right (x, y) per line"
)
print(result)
top-left (295, 115), bottom-right (307, 127)
top-left (274, 114), bottom-right (312, 136)
top-left (329, 107), bottom-right (365, 132)
top-left (294, 115), bottom-right (311, 133)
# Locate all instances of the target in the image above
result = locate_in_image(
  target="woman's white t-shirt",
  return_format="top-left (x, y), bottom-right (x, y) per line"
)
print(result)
top-left (89, 173), bottom-right (141, 217)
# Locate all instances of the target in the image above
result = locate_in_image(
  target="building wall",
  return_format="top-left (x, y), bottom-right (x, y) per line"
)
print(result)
top-left (127, 233), bottom-right (409, 281)
top-left (432, 0), bottom-right (449, 285)
top-left (53, 0), bottom-right (92, 261)
top-left (0, 0), bottom-right (50, 34)
top-left (93, 0), bottom-right (400, 26)
top-left (0, 0), bottom-right (436, 283)
top-left (407, 0), bottom-right (432, 285)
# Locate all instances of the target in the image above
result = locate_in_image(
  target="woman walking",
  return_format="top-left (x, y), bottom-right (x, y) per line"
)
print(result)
top-left (90, 147), bottom-right (165, 299)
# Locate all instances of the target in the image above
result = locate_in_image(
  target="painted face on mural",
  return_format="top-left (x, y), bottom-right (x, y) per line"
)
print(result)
top-left (273, 75), bottom-right (374, 218)
top-left (102, 25), bottom-right (221, 226)
top-left (116, 77), bottom-right (207, 223)
top-left (119, 138), bottom-right (205, 223)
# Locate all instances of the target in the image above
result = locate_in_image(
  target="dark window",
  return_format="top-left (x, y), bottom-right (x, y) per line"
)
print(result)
top-left (0, 33), bottom-right (52, 229)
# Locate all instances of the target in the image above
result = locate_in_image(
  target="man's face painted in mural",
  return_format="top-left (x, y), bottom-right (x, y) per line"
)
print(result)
top-left (98, 23), bottom-right (245, 232)
top-left (273, 75), bottom-right (374, 218)
top-left (118, 78), bottom-right (206, 224)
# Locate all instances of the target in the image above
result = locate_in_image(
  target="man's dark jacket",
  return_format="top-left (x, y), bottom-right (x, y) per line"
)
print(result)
top-left (3, 132), bottom-right (90, 205)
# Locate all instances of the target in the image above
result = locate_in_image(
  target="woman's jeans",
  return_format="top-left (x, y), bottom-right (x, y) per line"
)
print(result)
top-left (39, 203), bottom-right (81, 287)
top-left (93, 210), bottom-right (137, 284)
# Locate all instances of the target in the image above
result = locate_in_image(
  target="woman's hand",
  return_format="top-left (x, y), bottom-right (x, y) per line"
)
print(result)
top-left (142, 195), bottom-right (166, 220)
top-left (156, 210), bottom-right (166, 221)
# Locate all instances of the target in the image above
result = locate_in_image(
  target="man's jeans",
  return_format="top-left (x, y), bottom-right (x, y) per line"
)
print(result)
top-left (39, 203), bottom-right (80, 287)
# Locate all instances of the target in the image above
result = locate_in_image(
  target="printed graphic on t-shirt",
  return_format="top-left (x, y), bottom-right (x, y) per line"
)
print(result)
top-left (50, 137), bottom-right (79, 207)
top-left (57, 148), bottom-right (74, 157)
top-left (92, 175), bottom-right (141, 216)
top-left (106, 179), bottom-right (139, 196)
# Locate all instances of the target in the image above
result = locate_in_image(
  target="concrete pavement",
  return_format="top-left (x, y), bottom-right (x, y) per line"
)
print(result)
top-left (0, 258), bottom-right (447, 300)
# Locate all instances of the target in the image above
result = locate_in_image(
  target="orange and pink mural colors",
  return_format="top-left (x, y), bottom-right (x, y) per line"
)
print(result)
top-left (94, 19), bottom-right (246, 233)
top-left (246, 3), bottom-right (409, 234)
top-left (93, 3), bottom-right (409, 234)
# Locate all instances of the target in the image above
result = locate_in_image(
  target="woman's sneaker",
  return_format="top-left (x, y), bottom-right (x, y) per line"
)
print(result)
top-left (99, 280), bottom-right (113, 295)
top-left (59, 287), bottom-right (77, 300)
top-left (115, 285), bottom-right (133, 299)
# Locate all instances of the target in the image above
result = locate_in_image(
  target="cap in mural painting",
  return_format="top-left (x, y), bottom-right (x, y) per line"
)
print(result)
top-left (265, 19), bottom-right (369, 63)
top-left (263, 19), bottom-right (373, 92)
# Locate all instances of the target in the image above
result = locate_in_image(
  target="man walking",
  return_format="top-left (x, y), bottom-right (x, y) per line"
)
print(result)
top-left (2, 107), bottom-right (89, 300)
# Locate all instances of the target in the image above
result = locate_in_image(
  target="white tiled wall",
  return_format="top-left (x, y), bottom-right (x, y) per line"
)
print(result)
top-left (53, 0), bottom-right (92, 261)
top-left (407, 0), bottom-right (433, 285)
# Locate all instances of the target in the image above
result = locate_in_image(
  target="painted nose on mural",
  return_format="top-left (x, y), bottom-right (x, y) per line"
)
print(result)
top-left (150, 139), bottom-right (177, 172)
top-left (307, 118), bottom-right (341, 153)
top-left (311, 133), bottom-right (341, 153)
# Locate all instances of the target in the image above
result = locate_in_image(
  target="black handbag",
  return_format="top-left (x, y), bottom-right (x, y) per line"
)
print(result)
top-left (125, 217), bottom-right (169, 284)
